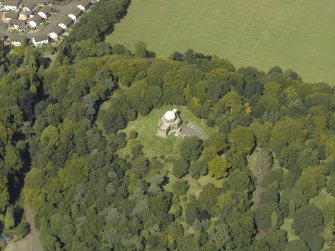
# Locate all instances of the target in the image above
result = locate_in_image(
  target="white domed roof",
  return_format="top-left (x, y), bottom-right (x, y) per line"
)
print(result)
top-left (164, 111), bottom-right (176, 121)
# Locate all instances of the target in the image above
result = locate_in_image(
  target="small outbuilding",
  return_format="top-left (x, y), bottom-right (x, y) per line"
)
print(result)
top-left (157, 109), bottom-right (182, 138)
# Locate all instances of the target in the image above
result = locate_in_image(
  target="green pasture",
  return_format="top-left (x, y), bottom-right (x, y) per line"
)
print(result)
top-left (107, 0), bottom-right (335, 85)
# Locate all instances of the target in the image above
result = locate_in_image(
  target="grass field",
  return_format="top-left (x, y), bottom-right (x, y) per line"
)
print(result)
top-left (107, 0), bottom-right (335, 85)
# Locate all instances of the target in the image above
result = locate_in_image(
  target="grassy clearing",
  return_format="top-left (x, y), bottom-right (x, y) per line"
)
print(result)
top-left (247, 152), bottom-right (264, 210)
top-left (118, 105), bottom-right (216, 159)
top-left (107, 0), bottom-right (335, 85)
top-left (310, 188), bottom-right (335, 210)
top-left (280, 218), bottom-right (299, 241)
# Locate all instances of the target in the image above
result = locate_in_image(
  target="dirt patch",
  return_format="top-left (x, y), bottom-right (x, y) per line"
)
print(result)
top-left (5, 207), bottom-right (43, 251)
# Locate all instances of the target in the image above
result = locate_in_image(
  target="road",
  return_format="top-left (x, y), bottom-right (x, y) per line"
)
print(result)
top-left (5, 207), bottom-right (43, 251)
top-left (0, 0), bottom-right (83, 39)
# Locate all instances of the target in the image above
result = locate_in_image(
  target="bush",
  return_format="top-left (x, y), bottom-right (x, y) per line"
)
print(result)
top-left (185, 204), bottom-right (199, 225)
top-left (172, 159), bottom-right (189, 179)
top-left (189, 160), bottom-right (208, 178)
top-left (128, 130), bottom-right (138, 139)
top-left (172, 180), bottom-right (189, 197)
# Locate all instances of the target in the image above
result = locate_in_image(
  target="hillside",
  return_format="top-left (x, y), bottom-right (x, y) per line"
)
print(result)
top-left (0, 0), bottom-right (334, 249)
top-left (20, 52), bottom-right (335, 250)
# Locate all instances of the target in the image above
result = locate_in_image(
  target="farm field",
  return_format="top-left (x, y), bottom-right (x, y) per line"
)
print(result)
top-left (107, 0), bottom-right (335, 85)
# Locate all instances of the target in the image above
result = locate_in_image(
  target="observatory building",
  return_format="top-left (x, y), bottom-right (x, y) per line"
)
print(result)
top-left (157, 109), bottom-right (182, 138)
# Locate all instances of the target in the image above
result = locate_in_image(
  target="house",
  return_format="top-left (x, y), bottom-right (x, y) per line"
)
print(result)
top-left (48, 26), bottom-right (64, 40)
top-left (18, 11), bottom-right (28, 20)
top-left (8, 18), bottom-right (25, 31)
top-left (22, 2), bottom-right (35, 13)
top-left (9, 35), bottom-right (22, 46)
top-left (3, 0), bottom-right (20, 11)
top-left (67, 7), bottom-right (82, 22)
top-left (28, 15), bottom-right (42, 28)
top-left (157, 109), bottom-right (182, 138)
top-left (76, 0), bottom-right (91, 12)
top-left (4, 12), bottom-right (18, 21)
top-left (58, 16), bottom-right (73, 30)
top-left (37, 5), bottom-right (53, 19)
top-left (32, 34), bottom-right (49, 46)
top-left (0, 34), bottom-right (7, 42)
top-left (0, 35), bottom-right (9, 45)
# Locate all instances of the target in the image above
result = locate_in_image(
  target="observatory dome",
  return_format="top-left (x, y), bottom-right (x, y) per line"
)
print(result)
top-left (164, 111), bottom-right (176, 121)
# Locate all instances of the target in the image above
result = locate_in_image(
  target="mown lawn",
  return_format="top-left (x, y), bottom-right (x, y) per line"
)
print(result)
top-left (107, 0), bottom-right (335, 85)
top-left (117, 105), bottom-right (216, 159)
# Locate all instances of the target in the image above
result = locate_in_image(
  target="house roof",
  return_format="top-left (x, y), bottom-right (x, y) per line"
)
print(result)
top-left (0, 34), bottom-right (7, 41)
top-left (4, 12), bottom-right (18, 19)
top-left (51, 25), bottom-right (64, 36)
top-left (24, 2), bottom-right (36, 10)
top-left (9, 34), bottom-right (21, 42)
top-left (3, 0), bottom-right (19, 6)
top-left (8, 19), bottom-right (25, 26)
top-left (19, 11), bottom-right (28, 16)
top-left (69, 7), bottom-right (83, 17)
top-left (78, 0), bottom-right (91, 8)
top-left (30, 15), bottom-right (43, 24)
top-left (59, 16), bottom-right (73, 26)
top-left (33, 34), bottom-right (48, 42)
top-left (38, 5), bottom-right (53, 14)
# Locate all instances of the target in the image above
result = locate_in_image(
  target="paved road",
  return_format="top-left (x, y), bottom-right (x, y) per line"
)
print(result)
top-left (0, 0), bottom-right (83, 39)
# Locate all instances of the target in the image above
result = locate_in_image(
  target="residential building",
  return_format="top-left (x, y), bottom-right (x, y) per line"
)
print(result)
top-left (22, 2), bottom-right (35, 13)
top-left (3, 0), bottom-right (20, 11)
top-left (37, 5), bottom-right (53, 19)
top-left (77, 0), bottom-right (91, 12)
top-left (48, 26), bottom-right (64, 40)
top-left (58, 16), bottom-right (73, 30)
top-left (28, 15), bottom-right (42, 28)
top-left (9, 35), bottom-right (22, 46)
top-left (8, 18), bottom-right (25, 31)
top-left (67, 7), bottom-right (82, 22)
top-left (18, 11), bottom-right (28, 20)
top-left (4, 12), bottom-right (18, 21)
top-left (0, 34), bottom-right (7, 42)
top-left (32, 34), bottom-right (49, 46)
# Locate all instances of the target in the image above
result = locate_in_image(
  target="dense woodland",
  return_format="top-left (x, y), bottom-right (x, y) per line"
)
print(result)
top-left (0, 0), bottom-right (334, 250)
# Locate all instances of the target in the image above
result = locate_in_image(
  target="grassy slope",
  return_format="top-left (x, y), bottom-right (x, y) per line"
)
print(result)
top-left (109, 105), bottom-right (217, 232)
top-left (107, 0), bottom-right (335, 85)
